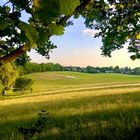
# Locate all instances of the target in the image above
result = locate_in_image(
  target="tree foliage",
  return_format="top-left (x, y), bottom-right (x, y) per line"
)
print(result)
top-left (82, 0), bottom-right (140, 60)
top-left (0, 63), bottom-right (18, 95)
top-left (15, 53), bottom-right (31, 66)
top-left (23, 62), bottom-right (64, 74)
top-left (0, 0), bottom-right (140, 64)
top-left (14, 77), bottom-right (34, 93)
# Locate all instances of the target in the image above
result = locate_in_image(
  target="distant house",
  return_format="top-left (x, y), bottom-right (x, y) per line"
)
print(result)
top-left (72, 67), bottom-right (82, 72)
top-left (105, 70), bottom-right (114, 73)
top-left (64, 66), bottom-right (83, 72)
top-left (64, 66), bottom-right (73, 71)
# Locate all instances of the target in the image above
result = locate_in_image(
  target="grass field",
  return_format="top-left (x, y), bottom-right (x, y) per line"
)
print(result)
top-left (0, 72), bottom-right (140, 139)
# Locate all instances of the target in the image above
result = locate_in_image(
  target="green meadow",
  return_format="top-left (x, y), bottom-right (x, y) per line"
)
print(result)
top-left (0, 72), bottom-right (140, 139)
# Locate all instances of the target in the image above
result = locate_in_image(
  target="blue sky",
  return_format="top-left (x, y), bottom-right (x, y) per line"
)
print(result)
top-left (1, 0), bottom-right (140, 67)
top-left (30, 17), bottom-right (140, 68)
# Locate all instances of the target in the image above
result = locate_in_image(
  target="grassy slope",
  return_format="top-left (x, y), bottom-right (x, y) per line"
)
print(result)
top-left (0, 72), bottom-right (140, 139)
top-left (30, 71), bottom-right (140, 92)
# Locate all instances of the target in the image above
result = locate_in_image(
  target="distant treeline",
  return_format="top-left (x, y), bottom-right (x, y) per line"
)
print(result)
top-left (20, 62), bottom-right (64, 74)
top-left (19, 62), bottom-right (140, 75)
top-left (64, 66), bottom-right (140, 75)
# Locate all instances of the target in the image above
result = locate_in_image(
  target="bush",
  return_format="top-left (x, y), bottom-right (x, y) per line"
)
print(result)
top-left (14, 77), bottom-right (35, 94)
top-left (0, 63), bottom-right (18, 95)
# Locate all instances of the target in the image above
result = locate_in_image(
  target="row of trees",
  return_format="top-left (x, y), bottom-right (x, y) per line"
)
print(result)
top-left (16, 58), bottom-right (140, 75)
top-left (22, 62), bottom-right (64, 74)
top-left (16, 60), bottom-right (140, 75)
top-left (65, 66), bottom-right (140, 75)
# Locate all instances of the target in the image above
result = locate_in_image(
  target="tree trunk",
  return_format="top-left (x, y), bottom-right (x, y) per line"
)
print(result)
top-left (0, 45), bottom-right (29, 65)
top-left (2, 89), bottom-right (5, 96)
top-left (24, 135), bottom-right (29, 140)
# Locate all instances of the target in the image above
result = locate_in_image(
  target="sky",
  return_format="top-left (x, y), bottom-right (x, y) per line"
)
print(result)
top-left (1, 0), bottom-right (140, 68)
top-left (30, 17), bottom-right (140, 68)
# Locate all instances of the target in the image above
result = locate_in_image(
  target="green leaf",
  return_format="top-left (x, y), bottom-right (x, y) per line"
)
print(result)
top-left (37, 28), bottom-right (49, 47)
top-left (105, 4), bottom-right (110, 10)
top-left (25, 26), bottom-right (39, 43)
top-left (49, 24), bottom-right (64, 35)
top-left (18, 22), bottom-right (39, 43)
top-left (26, 40), bottom-right (37, 48)
top-left (136, 33), bottom-right (140, 39)
top-left (18, 22), bottom-right (39, 48)
top-left (117, 26), bottom-right (123, 31)
top-left (0, 18), bottom-right (8, 30)
top-left (33, 0), bottom-right (59, 22)
top-left (59, 0), bottom-right (80, 15)
top-left (32, 0), bottom-right (80, 23)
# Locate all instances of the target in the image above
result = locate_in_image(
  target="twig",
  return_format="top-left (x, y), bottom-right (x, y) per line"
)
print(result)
top-left (3, 1), bottom-right (10, 7)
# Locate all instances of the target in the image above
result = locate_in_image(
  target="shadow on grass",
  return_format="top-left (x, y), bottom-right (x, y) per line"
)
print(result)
top-left (0, 91), bottom-right (140, 139)
top-left (0, 105), bottom-right (140, 140)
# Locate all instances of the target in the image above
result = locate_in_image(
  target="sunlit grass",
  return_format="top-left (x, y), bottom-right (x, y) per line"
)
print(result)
top-left (0, 72), bottom-right (140, 139)
top-left (28, 72), bottom-right (140, 92)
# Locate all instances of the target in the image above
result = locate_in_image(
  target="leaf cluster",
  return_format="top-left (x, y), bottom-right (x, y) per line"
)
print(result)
top-left (82, 0), bottom-right (140, 59)
top-left (0, 0), bottom-right (80, 60)
top-left (14, 77), bottom-right (34, 93)
top-left (0, 63), bottom-right (18, 88)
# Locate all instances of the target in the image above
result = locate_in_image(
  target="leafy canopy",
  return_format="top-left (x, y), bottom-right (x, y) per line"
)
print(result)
top-left (0, 0), bottom-right (140, 63)
top-left (0, 63), bottom-right (18, 89)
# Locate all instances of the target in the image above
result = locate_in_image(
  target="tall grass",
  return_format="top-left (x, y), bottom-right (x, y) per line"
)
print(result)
top-left (0, 91), bottom-right (140, 139)
top-left (0, 72), bottom-right (140, 139)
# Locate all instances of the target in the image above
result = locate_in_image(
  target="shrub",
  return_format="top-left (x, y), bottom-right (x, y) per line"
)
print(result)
top-left (14, 77), bottom-right (35, 94)
top-left (0, 63), bottom-right (18, 95)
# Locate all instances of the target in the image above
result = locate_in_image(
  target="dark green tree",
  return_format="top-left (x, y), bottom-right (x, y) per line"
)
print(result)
top-left (114, 66), bottom-right (120, 73)
top-left (0, 0), bottom-right (139, 64)
top-left (86, 66), bottom-right (99, 73)
top-left (14, 77), bottom-right (34, 94)
top-left (15, 53), bottom-right (31, 66)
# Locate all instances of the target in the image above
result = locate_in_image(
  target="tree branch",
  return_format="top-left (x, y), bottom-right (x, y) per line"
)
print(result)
top-left (57, 0), bottom-right (92, 25)
top-left (0, 45), bottom-right (29, 65)
top-left (3, 1), bottom-right (10, 6)
top-left (0, 0), bottom-right (92, 64)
